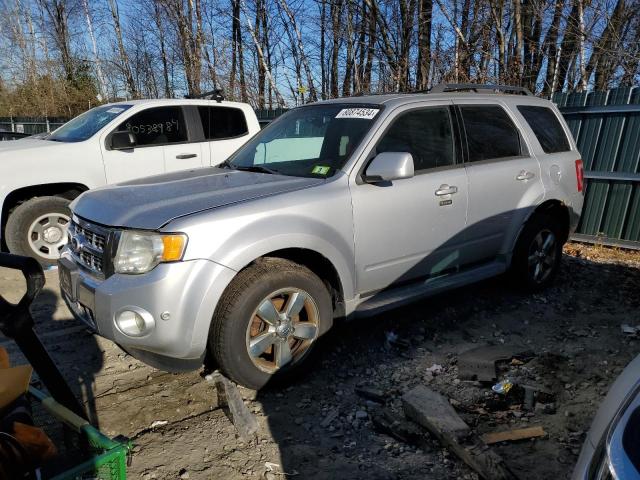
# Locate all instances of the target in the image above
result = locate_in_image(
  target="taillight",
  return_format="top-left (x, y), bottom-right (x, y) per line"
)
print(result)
top-left (575, 159), bottom-right (584, 193)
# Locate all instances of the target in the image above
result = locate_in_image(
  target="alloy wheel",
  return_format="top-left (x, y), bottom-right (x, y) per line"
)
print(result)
top-left (527, 229), bottom-right (557, 284)
top-left (245, 288), bottom-right (320, 374)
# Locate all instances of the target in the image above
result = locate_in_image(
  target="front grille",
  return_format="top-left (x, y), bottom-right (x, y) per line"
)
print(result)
top-left (69, 217), bottom-right (109, 276)
top-left (74, 223), bottom-right (106, 251)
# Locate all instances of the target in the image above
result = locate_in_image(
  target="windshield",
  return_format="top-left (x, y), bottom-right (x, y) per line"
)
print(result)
top-left (49, 104), bottom-right (133, 142)
top-left (227, 104), bottom-right (381, 177)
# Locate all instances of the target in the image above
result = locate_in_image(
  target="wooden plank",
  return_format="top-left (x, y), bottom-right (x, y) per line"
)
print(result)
top-left (402, 386), bottom-right (519, 480)
top-left (482, 426), bottom-right (546, 445)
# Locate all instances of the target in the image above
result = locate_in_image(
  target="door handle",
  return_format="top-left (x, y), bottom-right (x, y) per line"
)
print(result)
top-left (516, 170), bottom-right (535, 181)
top-left (176, 153), bottom-right (197, 159)
top-left (435, 184), bottom-right (458, 196)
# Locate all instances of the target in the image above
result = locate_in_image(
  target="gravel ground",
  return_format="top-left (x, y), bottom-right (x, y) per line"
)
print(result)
top-left (1, 242), bottom-right (639, 480)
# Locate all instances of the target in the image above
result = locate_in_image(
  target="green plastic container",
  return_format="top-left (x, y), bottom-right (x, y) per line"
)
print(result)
top-left (29, 387), bottom-right (131, 480)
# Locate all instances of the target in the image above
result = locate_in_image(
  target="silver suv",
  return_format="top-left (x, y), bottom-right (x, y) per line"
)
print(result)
top-left (59, 84), bottom-right (584, 389)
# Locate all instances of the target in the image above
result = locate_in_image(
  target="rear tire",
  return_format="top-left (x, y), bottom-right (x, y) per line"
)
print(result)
top-left (5, 196), bottom-right (71, 267)
top-left (510, 213), bottom-right (564, 292)
top-left (209, 258), bottom-right (332, 390)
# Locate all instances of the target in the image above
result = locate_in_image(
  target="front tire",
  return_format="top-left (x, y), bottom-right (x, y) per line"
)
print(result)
top-left (5, 196), bottom-right (71, 267)
top-left (510, 212), bottom-right (564, 291)
top-left (209, 258), bottom-right (332, 390)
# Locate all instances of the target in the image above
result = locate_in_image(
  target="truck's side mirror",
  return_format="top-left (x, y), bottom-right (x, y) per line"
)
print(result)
top-left (110, 131), bottom-right (137, 150)
top-left (363, 152), bottom-right (414, 183)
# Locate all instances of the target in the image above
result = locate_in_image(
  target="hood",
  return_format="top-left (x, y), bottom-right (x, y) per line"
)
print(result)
top-left (72, 167), bottom-right (325, 229)
top-left (0, 137), bottom-right (58, 152)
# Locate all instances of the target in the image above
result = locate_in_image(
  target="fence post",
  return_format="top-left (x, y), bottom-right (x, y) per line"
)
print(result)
top-left (10, 117), bottom-right (15, 133)
top-left (46, 118), bottom-right (50, 133)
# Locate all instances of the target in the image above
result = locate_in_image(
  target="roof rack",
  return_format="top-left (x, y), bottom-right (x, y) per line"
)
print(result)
top-left (429, 83), bottom-right (533, 96)
top-left (185, 88), bottom-right (225, 103)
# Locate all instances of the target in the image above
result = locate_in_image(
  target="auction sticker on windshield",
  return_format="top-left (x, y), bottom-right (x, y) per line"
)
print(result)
top-left (335, 108), bottom-right (379, 120)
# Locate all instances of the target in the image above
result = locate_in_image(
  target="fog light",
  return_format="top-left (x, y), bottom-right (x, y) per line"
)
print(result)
top-left (115, 308), bottom-right (155, 337)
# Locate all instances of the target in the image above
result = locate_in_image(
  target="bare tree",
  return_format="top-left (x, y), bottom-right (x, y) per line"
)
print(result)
top-left (107, 0), bottom-right (138, 97)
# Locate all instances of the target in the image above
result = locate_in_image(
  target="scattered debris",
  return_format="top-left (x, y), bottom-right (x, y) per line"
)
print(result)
top-left (482, 426), bottom-right (546, 445)
top-left (320, 408), bottom-right (340, 428)
top-left (492, 379), bottom-right (514, 395)
top-left (264, 461), bottom-right (299, 477)
top-left (208, 372), bottom-right (258, 441)
top-left (621, 324), bottom-right (640, 336)
top-left (370, 408), bottom-right (428, 447)
top-left (385, 331), bottom-right (410, 349)
top-left (354, 386), bottom-right (386, 404)
top-left (458, 345), bottom-right (534, 382)
top-left (149, 420), bottom-right (168, 428)
top-left (402, 386), bottom-right (469, 437)
top-left (426, 363), bottom-right (444, 376)
top-left (402, 386), bottom-right (519, 480)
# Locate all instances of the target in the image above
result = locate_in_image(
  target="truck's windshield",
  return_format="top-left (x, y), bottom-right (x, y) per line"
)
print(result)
top-left (227, 104), bottom-right (381, 178)
top-left (48, 104), bottom-right (133, 142)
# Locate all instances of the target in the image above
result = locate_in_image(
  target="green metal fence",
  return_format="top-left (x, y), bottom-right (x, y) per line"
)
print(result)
top-left (554, 87), bottom-right (640, 249)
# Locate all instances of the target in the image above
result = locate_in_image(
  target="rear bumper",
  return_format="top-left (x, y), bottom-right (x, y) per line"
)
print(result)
top-left (59, 250), bottom-right (236, 369)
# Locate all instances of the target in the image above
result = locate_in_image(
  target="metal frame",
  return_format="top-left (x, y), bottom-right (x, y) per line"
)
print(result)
top-left (184, 88), bottom-right (225, 103)
top-left (560, 104), bottom-right (640, 116)
top-left (571, 233), bottom-right (640, 251)
top-left (584, 171), bottom-right (640, 182)
top-left (429, 83), bottom-right (534, 96)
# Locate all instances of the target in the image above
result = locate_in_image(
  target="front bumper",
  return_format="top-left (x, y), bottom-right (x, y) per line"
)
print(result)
top-left (59, 250), bottom-right (236, 370)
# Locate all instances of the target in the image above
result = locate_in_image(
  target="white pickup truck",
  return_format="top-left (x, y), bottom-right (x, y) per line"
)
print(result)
top-left (0, 98), bottom-right (260, 265)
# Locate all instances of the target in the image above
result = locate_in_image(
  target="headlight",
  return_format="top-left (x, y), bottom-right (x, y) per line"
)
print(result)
top-left (114, 231), bottom-right (187, 274)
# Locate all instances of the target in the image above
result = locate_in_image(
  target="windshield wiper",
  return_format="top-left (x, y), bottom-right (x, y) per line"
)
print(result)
top-left (233, 165), bottom-right (279, 175)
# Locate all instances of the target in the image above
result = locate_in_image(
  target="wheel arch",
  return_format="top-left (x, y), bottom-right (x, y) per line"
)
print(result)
top-left (226, 247), bottom-right (347, 337)
top-left (1, 183), bottom-right (89, 250)
top-left (508, 199), bottom-right (571, 257)
top-left (530, 199), bottom-right (571, 244)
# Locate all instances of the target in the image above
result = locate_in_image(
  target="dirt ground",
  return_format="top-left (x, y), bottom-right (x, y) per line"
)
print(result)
top-left (1, 242), bottom-right (639, 480)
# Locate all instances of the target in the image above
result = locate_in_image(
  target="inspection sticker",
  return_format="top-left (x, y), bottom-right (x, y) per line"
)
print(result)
top-left (106, 107), bottom-right (125, 114)
top-left (335, 107), bottom-right (379, 120)
top-left (311, 165), bottom-right (331, 175)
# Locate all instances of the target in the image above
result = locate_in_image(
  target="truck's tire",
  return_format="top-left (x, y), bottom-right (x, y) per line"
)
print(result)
top-left (510, 212), bottom-right (564, 292)
top-left (210, 258), bottom-right (332, 390)
top-left (5, 196), bottom-right (71, 267)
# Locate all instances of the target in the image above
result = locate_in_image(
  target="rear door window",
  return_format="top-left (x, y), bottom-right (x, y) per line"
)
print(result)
top-left (198, 106), bottom-right (248, 140)
top-left (518, 105), bottom-right (571, 153)
top-left (376, 107), bottom-right (455, 172)
top-left (459, 105), bottom-right (522, 162)
top-left (117, 106), bottom-right (187, 146)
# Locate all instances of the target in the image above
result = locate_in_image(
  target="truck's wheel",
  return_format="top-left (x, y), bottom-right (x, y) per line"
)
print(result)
top-left (510, 212), bottom-right (564, 291)
top-left (5, 196), bottom-right (71, 267)
top-left (210, 258), bottom-right (332, 390)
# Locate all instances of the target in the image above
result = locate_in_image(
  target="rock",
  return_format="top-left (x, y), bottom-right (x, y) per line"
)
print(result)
top-left (355, 410), bottom-right (368, 420)
top-left (321, 408), bottom-right (339, 428)
top-left (294, 417), bottom-right (304, 425)
top-left (179, 469), bottom-right (189, 479)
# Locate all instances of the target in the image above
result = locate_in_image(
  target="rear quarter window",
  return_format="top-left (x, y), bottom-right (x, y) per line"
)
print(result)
top-left (517, 105), bottom-right (571, 153)
top-left (459, 105), bottom-right (522, 162)
top-left (198, 106), bottom-right (249, 140)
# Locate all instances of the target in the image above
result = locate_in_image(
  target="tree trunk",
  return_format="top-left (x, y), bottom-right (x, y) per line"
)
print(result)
top-left (278, 0), bottom-right (318, 101)
top-left (416, 0), bottom-right (433, 89)
top-left (107, 0), bottom-right (138, 97)
top-left (543, 0), bottom-right (564, 93)
top-left (330, 0), bottom-right (342, 97)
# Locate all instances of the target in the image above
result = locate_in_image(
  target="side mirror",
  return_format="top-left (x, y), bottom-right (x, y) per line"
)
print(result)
top-left (363, 152), bottom-right (414, 183)
top-left (110, 131), bottom-right (136, 150)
